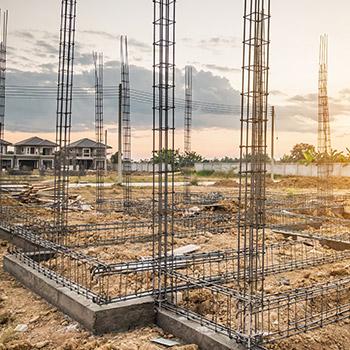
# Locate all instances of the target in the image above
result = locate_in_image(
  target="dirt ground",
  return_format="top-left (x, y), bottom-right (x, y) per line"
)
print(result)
top-left (2, 178), bottom-right (350, 350)
top-left (0, 241), bottom-right (199, 350)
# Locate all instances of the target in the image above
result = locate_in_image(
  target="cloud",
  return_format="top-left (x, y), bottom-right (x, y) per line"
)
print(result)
top-left (79, 30), bottom-right (116, 41)
top-left (4, 62), bottom-right (240, 134)
top-left (270, 90), bottom-right (286, 96)
top-left (288, 93), bottom-right (317, 103)
top-left (273, 90), bottom-right (350, 134)
top-left (181, 36), bottom-right (240, 55)
top-left (202, 64), bottom-right (240, 73)
top-left (35, 40), bottom-right (57, 55)
top-left (39, 63), bottom-right (56, 72)
top-left (79, 30), bottom-right (151, 52)
top-left (12, 31), bottom-right (35, 40)
top-left (128, 38), bottom-right (151, 52)
top-left (182, 36), bottom-right (240, 49)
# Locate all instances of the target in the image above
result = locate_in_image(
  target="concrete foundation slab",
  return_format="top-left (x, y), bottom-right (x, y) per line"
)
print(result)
top-left (3, 254), bottom-right (155, 334)
top-left (156, 309), bottom-right (246, 350)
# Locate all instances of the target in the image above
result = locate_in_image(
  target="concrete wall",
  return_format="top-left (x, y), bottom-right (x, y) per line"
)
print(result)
top-left (111, 163), bottom-right (171, 173)
top-left (194, 162), bottom-right (350, 177)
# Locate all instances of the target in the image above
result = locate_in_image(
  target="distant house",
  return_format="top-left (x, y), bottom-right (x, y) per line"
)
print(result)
top-left (0, 139), bottom-right (12, 155)
top-left (0, 139), bottom-right (14, 169)
top-left (68, 138), bottom-right (111, 171)
top-left (0, 136), bottom-right (112, 172)
top-left (13, 137), bottom-right (56, 170)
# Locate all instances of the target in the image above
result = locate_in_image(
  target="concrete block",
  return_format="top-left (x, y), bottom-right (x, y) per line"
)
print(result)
top-left (3, 254), bottom-right (155, 334)
top-left (156, 309), bottom-right (246, 350)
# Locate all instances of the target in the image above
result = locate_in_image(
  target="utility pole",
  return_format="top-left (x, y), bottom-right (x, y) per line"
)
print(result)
top-left (117, 83), bottom-right (122, 184)
top-left (271, 106), bottom-right (275, 181)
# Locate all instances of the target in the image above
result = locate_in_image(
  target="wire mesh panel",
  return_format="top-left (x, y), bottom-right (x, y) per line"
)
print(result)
top-left (152, 0), bottom-right (176, 304)
top-left (237, 0), bottom-right (271, 345)
top-left (93, 52), bottom-right (105, 212)
top-left (54, 0), bottom-right (77, 241)
top-left (121, 35), bottom-right (132, 209)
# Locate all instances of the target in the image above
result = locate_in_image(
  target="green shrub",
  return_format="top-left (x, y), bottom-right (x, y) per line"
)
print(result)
top-left (196, 170), bottom-right (215, 177)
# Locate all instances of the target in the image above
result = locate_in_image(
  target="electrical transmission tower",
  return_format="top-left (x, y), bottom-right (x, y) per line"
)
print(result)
top-left (184, 65), bottom-right (193, 202)
top-left (152, 0), bottom-right (176, 304)
top-left (93, 52), bottom-right (104, 212)
top-left (0, 9), bottom-right (8, 210)
top-left (120, 35), bottom-right (132, 209)
top-left (54, 0), bottom-right (77, 241)
top-left (237, 0), bottom-right (270, 346)
top-left (317, 34), bottom-right (333, 203)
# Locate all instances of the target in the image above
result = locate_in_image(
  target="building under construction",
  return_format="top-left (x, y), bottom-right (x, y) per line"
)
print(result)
top-left (0, 1), bottom-right (349, 350)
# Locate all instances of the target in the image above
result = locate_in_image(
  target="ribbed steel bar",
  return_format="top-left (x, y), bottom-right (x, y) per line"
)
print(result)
top-left (152, 0), bottom-right (176, 304)
top-left (317, 34), bottom-right (333, 205)
top-left (121, 35), bottom-right (132, 209)
top-left (0, 9), bottom-right (8, 211)
top-left (93, 51), bottom-right (105, 212)
top-left (54, 0), bottom-right (77, 242)
top-left (237, 0), bottom-right (271, 346)
top-left (183, 65), bottom-right (193, 202)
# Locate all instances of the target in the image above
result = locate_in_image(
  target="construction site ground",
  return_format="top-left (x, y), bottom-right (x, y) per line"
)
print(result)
top-left (1, 173), bottom-right (350, 350)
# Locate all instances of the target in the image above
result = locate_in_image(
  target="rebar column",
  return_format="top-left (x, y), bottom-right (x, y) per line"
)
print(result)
top-left (54, 0), bottom-right (77, 240)
top-left (93, 52), bottom-right (104, 212)
top-left (152, 0), bottom-right (176, 304)
top-left (117, 83), bottom-right (122, 185)
top-left (237, 0), bottom-right (270, 347)
top-left (121, 35), bottom-right (132, 209)
top-left (183, 65), bottom-right (192, 202)
top-left (270, 106), bottom-right (275, 181)
top-left (0, 9), bottom-right (8, 210)
top-left (317, 34), bottom-right (333, 204)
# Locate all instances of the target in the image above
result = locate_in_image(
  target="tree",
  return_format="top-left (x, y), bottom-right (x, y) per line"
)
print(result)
top-left (152, 149), bottom-right (181, 166)
top-left (302, 149), bottom-right (349, 165)
top-left (280, 143), bottom-right (315, 163)
top-left (179, 151), bottom-right (205, 167)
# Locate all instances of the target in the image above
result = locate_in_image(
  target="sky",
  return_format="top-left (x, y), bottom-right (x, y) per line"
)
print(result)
top-left (2, 0), bottom-right (350, 160)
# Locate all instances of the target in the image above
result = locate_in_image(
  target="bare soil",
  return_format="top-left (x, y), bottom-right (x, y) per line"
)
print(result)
top-left (0, 242), bottom-right (198, 350)
top-left (2, 179), bottom-right (350, 350)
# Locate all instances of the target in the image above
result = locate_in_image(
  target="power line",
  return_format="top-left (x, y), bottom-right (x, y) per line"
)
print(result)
top-left (5, 84), bottom-right (242, 114)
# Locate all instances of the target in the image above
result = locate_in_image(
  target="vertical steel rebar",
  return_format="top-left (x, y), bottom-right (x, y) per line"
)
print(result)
top-left (0, 9), bottom-right (8, 211)
top-left (270, 106), bottom-right (275, 181)
top-left (121, 35), bottom-right (132, 209)
top-left (152, 0), bottom-right (176, 305)
top-left (317, 34), bottom-right (333, 204)
top-left (117, 83), bottom-right (123, 185)
top-left (93, 52), bottom-right (104, 212)
top-left (54, 0), bottom-right (77, 242)
top-left (237, 0), bottom-right (270, 346)
top-left (184, 65), bottom-right (193, 202)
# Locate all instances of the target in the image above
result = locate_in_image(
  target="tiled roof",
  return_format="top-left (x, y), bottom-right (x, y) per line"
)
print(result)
top-left (68, 138), bottom-right (111, 149)
top-left (0, 139), bottom-right (12, 146)
top-left (15, 137), bottom-right (57, 147)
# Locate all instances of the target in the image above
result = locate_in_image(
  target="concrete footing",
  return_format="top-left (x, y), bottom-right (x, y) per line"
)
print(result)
top-left (3, 254), bottom-right (155, 334)
top-left (273, 228), bottom-right (350, 251)
top-left (3, 254), bottom-right (247, 348)
top-left (0, 227), bottom-right (40, 252)
top-left (157, 309), bottom-right (245, 350)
